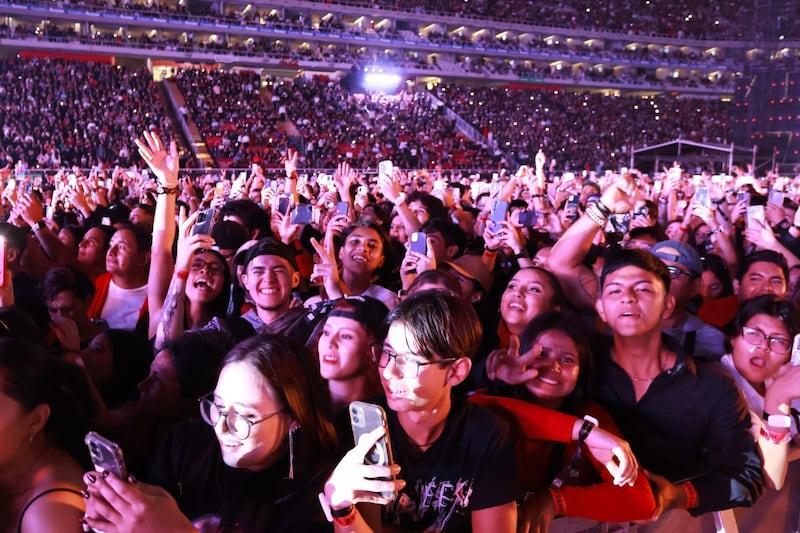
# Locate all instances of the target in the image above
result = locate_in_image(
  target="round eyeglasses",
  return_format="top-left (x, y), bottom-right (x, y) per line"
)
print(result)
top-left (370, 343), bottom-right (458, 378)
top-left (198, 394), bottom-right (285, 439)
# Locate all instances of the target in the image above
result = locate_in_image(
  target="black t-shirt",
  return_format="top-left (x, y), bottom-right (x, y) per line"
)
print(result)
top-left (382, 398), bottom-right (519, 532)
top-left (147, 419), bottom-right (332, 532)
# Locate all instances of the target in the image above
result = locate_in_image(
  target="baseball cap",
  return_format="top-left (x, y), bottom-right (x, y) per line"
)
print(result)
top-left (650, 240), bottom-right (702, 278)
top-left (236, 237), bottom-right (298, 270)
top-left (327, 296), bottom-right (390, 340)
top-left (441, 254), bottom-right (494, 293)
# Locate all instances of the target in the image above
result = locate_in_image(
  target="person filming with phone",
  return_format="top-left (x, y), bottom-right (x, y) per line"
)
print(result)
top-left (322, 291), bottom-right (639, 533)
top-left (81, 333), bottom-right (340, 533)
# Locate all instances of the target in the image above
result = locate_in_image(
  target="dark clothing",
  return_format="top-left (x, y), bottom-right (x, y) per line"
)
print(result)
top-left (589, 335), bottom-right (763, 515)
top-left (147, 419), bottom-right (332, 532)
top-left (381, 397), bottom-right (519, 532)
top-left (12, 272), bottom-right (48, 332)
top-left (199, 306), bottom-right (315, 351)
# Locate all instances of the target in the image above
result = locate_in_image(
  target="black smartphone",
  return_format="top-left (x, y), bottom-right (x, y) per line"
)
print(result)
top-left (409, 232), bottom-right (427, 255)
top-left (336, 201), bottom-right (350, 217)
top-left (291, 204), bottom-right (313, 225)
top-left (193, 208), bottom-right (220, 236)
top-left (349, 401), bottom-right (396, 499)
top-left (277, 195), bottom-right (290, 215)
top-left (85, 431), bottom-right (128, 480)
top-left (518, 210), bottom-right (536, 227)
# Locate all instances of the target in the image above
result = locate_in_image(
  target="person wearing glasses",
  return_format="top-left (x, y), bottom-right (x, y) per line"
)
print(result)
top-left (721, 295), bottom-right (800, 490)
top-left (82, 333), bottom-right (339, 532)
top-left (321, 291), bottom-right (639, 533)
top-left (322, 290), bottom-right (520, 532)
top-left (650, 240), bottom-right (726, 360)
top-left (152, 209), bottom-right (231, 349)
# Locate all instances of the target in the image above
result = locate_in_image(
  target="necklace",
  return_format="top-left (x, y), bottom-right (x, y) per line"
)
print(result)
top-left (612, 346), bottom-right (667, 384)
top-left (627, 373), bottom-right (657, 383)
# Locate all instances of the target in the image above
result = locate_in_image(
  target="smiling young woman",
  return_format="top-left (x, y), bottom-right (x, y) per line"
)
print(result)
top-left (82, 333), bottom-right (340, 533)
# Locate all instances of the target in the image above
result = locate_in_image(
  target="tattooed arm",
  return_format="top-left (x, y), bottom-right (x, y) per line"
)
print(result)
top-left (155, 273), bottom-right (189, 351)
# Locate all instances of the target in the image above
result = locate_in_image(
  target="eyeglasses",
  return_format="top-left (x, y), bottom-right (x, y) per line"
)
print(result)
top-left (371, 344), bottom-right (458, 378)
top-left (190, 258), bottom-right (226, 275)
top-left (666, 265), bottom-right (693, 280)
top-left (198, 394), bottom-right (285, 439)
top-left (740, 326), bottom-right (791, 354)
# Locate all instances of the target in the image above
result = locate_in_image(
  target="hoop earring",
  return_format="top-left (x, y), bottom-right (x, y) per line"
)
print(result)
top-left (288, 424), bottom-right (300, 480)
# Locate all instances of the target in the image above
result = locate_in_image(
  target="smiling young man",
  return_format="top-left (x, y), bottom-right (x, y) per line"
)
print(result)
top-left (698, 249), bottom-right (790, 329)
top-left (546, 177), bottom-right (763, 522)
top-left (181, 238), bottom-right (309, 349)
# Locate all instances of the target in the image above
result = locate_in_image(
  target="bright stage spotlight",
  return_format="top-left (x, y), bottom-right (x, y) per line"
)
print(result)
top-left (362, 72), bottom-right (402, 92)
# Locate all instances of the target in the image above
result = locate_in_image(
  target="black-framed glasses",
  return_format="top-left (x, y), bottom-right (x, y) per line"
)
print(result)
top-left (190, 258), bottom-right (226, 275)
top-left (666, 265), bottom-right (692, 280)
top-left (370, 343), bottom-right (458, 378)
top-left (740, 326), bottom-right (791, 354)
top-left (198, 394), bottom-right (285, 439)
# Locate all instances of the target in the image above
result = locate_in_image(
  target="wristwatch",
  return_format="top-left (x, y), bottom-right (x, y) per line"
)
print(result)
top-left (578, 415), bottom-right (598, 442)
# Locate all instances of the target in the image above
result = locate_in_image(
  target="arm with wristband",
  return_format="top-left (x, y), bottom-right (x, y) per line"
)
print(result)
top-left (546, 174), bottom-right (637, 312)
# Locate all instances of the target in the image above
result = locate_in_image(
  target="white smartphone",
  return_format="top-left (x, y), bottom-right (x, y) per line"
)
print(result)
top-left (379, 160), bottom-right (393, 180)
top-left (746, 205), bottom-right (765, 230)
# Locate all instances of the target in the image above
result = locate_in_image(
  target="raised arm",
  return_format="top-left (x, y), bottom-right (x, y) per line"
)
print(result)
top-left (137, 131), bottom-right (180, 339)
top-left (546, 175), bottom-right (637, 311)
top-left (154, 212), bottom-right (212, 350)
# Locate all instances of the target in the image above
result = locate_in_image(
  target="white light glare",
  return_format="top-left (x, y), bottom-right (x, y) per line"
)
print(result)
top-left (363, 73), bottom-right (402, 90)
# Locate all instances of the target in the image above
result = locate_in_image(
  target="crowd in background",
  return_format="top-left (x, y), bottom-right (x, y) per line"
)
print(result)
top-left (0, 58), bottom-right (735, 174)
top-left (5, 0), bottom-right (759, 40)
top-left (0, 53), bottom-right (799, 533)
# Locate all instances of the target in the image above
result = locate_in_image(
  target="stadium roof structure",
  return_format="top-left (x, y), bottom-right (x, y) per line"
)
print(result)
top-left (632, 139), bottom-right (756, 172)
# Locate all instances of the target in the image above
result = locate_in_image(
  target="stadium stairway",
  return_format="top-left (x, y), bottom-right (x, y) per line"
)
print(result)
top-left (422, 88), bottom-right (519, 168)
top-left (161, 77), bottom-right (214, 168)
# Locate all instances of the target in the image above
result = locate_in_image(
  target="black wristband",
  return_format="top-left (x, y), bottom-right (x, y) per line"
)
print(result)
top-left (594, 201), bottom-right (612, 218)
